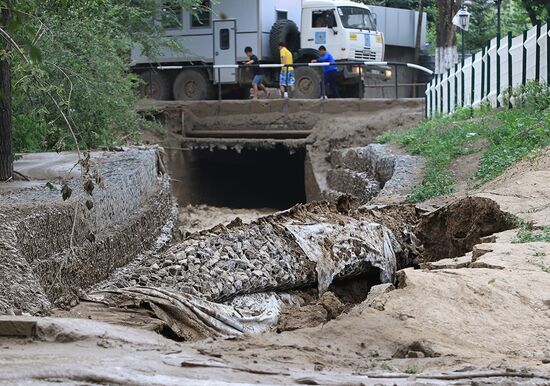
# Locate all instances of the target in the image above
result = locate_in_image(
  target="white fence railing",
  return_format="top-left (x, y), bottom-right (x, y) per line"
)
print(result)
top-left (426, 20), bottom-right (549, 117)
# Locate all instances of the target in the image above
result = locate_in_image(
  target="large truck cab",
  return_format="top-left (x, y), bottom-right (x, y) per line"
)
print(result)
top-left (300, 0), bottom-right (384, 62)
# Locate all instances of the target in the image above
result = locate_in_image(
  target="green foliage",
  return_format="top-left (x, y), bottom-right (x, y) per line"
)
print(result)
top-left (513, 225), bottom-right (550, 243)
top-left (378, 81), bottom-right (549, 203)
top-left (404, 364), bottom-right (420, 374)
top-left (4, 0), bottom-right (203, 153)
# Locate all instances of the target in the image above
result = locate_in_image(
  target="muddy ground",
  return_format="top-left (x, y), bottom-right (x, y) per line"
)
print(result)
top-left (2, 103), bottom-right (550, 384)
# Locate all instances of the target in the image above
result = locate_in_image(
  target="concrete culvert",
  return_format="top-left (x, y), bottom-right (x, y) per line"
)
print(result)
top-left (166, 146), bottom-right (307, 209)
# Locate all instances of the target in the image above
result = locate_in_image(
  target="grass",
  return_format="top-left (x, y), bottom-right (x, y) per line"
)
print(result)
top-left (513, 225), bottom-right (550, 243)
top-left (403, 364), bottom-right (420, 374)
top-left (378, 82), bottom-right (550, 203)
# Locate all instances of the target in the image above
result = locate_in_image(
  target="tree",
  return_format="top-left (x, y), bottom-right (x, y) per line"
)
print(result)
top-left (0, 1), bottom-right (12, 181)
top-left (520, 0), bottom-right (550, 25)
top-left (412, 0), bottom-right (424, 97)
top-left (435, 0), bottom-right (461, 73)
top-left (0, 0), bottom-right (203, 181)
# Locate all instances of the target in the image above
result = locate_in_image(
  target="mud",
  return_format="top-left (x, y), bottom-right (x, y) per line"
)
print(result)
top-left (416, 196), bottom-right (517, 262)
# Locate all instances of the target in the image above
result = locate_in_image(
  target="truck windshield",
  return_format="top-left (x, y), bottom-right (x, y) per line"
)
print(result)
top-left (337, 7), bottom-right (375, 31)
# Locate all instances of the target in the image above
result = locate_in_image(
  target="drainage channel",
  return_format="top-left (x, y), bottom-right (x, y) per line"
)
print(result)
top-left (43, 142), bottom-right (516, 343)
top-left (165, 144), bottom-right (307, 210)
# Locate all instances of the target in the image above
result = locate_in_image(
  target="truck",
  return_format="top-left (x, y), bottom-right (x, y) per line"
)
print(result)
top-left (132, 0), bottom-right (386, 100)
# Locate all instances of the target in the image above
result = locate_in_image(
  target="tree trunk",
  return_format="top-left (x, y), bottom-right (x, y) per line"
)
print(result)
top-left (412, 0), bottom-right (424, 97)
top-left (520, 0), bottom-right (538, 26)
top-left (0, 5), bottom-right (12, 181)
top-left (435, 0), bottom-right (461, 74)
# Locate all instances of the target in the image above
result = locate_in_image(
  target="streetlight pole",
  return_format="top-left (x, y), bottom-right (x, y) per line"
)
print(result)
top-left (495, 0), bottom-right (501, 37)
top-left (461, 28), bottom-right (465, 61)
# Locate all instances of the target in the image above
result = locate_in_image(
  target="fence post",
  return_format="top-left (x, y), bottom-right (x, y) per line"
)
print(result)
top-left (547, 18), bottom-right (550, 83)
top-left (447, 69), bottom-right (451, 113)
top-left (454, 63), bottom-right (458, 111)
top-left (321, 69), bottom-right (326, 99)
top-left (481, 46), bottom-right (486, 101)
top-left (535, 20), bottom-right (541, 81)
top-left (428, 81), bottom-right (432, 117)
top-left (487, 41), bottom-right (491, 105)
top-left (440, 73), bottom-right (444, 113)
top-left (508, 31), bottom-right (513, 109)
top-left (394, 65), bottom-right (399, 99)
top-left (434, 74), bottom-right (440, 113)
top-left (424, 83), bottom-right (429, 119)
top-left (461, 59), bottom-right (465, 108)
top-left (496, 33), bottom-right (501, 108)
top-left (217, 67), bottom-right (222, 101)
top-left (522, 30), bottom-right (527, 86)
top-left (471, 52), bottom-right (476, 112)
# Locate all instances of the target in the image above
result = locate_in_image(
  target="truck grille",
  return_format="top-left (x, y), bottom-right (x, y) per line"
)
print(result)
top-left (354, 49), bottom-right (377, 61)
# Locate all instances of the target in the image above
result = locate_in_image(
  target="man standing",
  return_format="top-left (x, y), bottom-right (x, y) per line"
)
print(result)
top-left (243, 46), bottom-right (268, 100)
top-left (278, 42), bottom-right (295, 98)
top-left (311, 45), bottom-right (341, 99)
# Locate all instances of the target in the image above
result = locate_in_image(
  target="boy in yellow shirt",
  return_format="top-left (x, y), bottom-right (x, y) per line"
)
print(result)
top-left (278, 42), bottom-right (295, 98)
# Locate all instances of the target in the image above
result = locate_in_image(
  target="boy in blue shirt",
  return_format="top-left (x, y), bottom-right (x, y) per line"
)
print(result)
top-left (311, 46), bottom-right (341, 98)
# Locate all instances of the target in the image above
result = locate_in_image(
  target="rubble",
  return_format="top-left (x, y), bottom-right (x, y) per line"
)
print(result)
top-left (96, 202), bottom-right (416, 305)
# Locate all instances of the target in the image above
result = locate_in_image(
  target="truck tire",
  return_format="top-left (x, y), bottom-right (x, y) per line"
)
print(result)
top-left (137, 70), bottom-right (171, 100)
top-left (294, 67), bottom-right (321, 99)
top-left (173, 70), bottom-right (213, 100)
top-left (270, 19), bottom-right (300, 58)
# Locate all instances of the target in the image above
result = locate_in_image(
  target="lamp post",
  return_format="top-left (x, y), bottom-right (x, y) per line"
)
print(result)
top-left (495, 0), bottom-right (502, 37)
top-left (453, 8), bottom-right (471, 61)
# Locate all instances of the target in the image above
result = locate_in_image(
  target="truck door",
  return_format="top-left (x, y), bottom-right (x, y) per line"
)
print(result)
top-left (213, 19), bottom-right (237, 84)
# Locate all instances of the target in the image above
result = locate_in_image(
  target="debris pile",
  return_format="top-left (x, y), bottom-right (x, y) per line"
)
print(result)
top-left (98, 202), bottom-right (419, 303)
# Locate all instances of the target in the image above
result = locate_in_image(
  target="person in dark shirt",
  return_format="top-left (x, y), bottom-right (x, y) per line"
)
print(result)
top-left (243, 46), bottom-right (268, 100)
top-left (311, 45), bottom-right (341, 98)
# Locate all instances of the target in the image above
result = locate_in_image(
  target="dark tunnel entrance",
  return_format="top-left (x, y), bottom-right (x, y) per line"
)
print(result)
top-left (166, 145), bottom-right (307, 210)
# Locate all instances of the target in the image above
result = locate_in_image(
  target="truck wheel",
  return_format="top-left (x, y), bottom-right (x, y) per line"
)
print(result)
top-left (173, 70), bottom-right (213, 100)
top-left (294, 67), bottom-right (321, 99)
top-left (269, 19), bottom-right (300, 58)
top-left (137, 70), bottom-right (171, 100)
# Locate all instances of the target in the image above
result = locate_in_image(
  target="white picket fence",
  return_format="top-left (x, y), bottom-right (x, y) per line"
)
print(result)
top-left (426, 20), bottom-right (549, 117)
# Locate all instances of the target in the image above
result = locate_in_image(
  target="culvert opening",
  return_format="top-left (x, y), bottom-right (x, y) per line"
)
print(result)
top-left (166, 145), bottom-right (307, 210)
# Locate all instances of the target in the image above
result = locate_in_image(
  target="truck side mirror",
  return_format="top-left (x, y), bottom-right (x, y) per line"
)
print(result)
top-left (371, 13), bottom-right (378, 30)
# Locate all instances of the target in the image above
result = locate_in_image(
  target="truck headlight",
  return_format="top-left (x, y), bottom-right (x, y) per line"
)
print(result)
top-left (385, 69), bottom-right (392, 79)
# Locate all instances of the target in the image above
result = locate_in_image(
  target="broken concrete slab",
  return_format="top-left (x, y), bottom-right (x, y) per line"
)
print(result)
top-left (326, 144), bottom-right (425, 205)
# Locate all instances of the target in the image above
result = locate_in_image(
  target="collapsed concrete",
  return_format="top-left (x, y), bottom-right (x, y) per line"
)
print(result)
top-left (0, 148), bottom-right (174, 314)
top-left (86, 196), bottom-right (514, 340)
top-left (97, 202), bottom-right (414, 301)
top-left (325, 144), bottom-right (425, 204)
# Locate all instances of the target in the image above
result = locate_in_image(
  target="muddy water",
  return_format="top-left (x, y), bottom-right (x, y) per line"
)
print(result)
top-left (178, 204), bottom-right (276, 235)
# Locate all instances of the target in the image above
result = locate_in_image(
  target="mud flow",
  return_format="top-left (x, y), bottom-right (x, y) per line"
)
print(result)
top-left (1, 145), bottom-right (516, 343)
